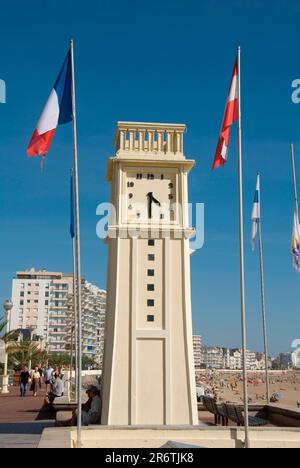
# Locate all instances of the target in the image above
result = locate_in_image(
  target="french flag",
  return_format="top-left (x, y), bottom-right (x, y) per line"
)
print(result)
top-left (27, 50), bottom-right (73, 157)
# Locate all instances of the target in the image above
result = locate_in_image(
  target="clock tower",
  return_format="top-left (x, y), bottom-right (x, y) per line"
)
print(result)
top-left (101, 122), bottom-right (198, 426)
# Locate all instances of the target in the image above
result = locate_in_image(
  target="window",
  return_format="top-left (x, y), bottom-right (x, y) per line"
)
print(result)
top-left (147, 299), bottom-right (155, 307)
top-left (20, 292), bottom-right (24, 297)
top-left (161, 174), bottom-right (164, 180)
top-left (45, 292), bottom-right (49, 297)
top-left (148, 239), bottom-right (155, 246)
top-left (147, 284), bottom-right (155, 291)
top-left (147, 269), bottom-right (155, 277)
top-left (147, 315), bottom-right (155, 322)
top-left (148, 254), bottom-right (155, 261)
top-left (45, 300), bottom-right (49, 306)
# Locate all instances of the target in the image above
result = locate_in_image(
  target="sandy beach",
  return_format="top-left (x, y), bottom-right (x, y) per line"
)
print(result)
top-left (196, 370), bottom-right (300, 408)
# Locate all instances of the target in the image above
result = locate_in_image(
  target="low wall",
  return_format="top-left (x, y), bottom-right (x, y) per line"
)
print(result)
top-left (38, 426), bottom-right (300, 449)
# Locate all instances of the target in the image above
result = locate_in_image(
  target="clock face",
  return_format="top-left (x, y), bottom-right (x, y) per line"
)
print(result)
top-left (124, 168), bottom-right (178, 224)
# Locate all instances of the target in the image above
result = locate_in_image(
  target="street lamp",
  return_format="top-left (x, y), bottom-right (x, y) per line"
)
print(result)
top-left (1, 299), bottom-right (13, 394)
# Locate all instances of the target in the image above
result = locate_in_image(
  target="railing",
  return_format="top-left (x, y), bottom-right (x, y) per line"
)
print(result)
top-left (114, 122), bottom-right (186, 155)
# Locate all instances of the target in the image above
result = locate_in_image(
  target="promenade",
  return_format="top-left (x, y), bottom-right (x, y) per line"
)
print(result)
top-left (0, 386), bottom-right (55, 448)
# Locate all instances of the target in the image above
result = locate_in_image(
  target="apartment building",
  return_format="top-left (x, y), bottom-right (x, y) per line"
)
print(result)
top-left (201, 346), bottom-right (224, 369)
top-left (10, 268), bottom-right (107, 363)
top-left (80, 282), bottom-right (107, 365)
top-left (202, 346), bottom-right (267, 370)
top-left (192, 335), bottom-right (202, 369)
top-left (10, 268), bottom-right (73, 351)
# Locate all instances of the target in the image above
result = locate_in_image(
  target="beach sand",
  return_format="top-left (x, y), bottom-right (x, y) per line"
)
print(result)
top-left (196, 370), bottom-right (300, 408)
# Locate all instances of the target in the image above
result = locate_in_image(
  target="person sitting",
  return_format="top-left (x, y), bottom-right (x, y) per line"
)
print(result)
top-left (71, 385), bottom-right (101, 426)
top-left (44, 374), bottom-right (64, 408)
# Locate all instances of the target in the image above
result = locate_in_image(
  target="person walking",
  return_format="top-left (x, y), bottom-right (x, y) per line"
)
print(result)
top-left (31, 367), bottom-right (41, 397)
top-left (20, 366), bottom-right (30, 397)
top-left (37, 364), bottom-right (44, 390)
top-left (44, 364), bottom-right (54, 394)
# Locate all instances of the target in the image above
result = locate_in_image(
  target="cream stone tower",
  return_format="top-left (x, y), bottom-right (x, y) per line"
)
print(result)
top-left (101, 122), bottom-right (198, 426)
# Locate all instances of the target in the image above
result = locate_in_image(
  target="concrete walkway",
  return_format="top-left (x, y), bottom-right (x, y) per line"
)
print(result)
top-left (0, 421), bottom-right (55, 448)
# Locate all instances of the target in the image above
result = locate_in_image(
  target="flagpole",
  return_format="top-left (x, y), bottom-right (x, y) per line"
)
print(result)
top-left (70, 39), bottom-right (82, 449)
top-left (70, 169), bottom-right (78, 401)
top-left (237, 46), bottom-right (250, 448)
top-left (73, 237), bottom-right (78, 404)
top-left (256, 174), bottom-right (270, 404)
top-left (291, 143), bottom-right (299, 219)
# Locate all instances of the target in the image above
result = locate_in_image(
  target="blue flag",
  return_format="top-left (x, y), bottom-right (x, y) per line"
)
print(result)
top-left (70, 170), bottom-right (75, 239)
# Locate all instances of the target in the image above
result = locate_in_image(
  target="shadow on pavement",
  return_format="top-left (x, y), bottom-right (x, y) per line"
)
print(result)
top-left (0, 421), bottom-right (55, 435)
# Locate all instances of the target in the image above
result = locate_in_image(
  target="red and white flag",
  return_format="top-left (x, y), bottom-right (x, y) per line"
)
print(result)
top-left (212, 58), bottom-right (238, 170)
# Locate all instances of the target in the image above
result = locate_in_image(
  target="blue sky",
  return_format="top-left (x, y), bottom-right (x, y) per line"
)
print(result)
top-left (0, 0), bottom-right (300, 355)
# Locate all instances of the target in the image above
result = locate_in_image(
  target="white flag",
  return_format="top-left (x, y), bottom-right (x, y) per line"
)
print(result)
top-left (251, 174), bottom-right (260, 250)
top-left (291, 211), bottom-right (300, 272)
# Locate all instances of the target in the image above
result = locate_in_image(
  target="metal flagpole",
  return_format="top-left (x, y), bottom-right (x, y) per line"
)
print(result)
top-left (70, 39), bottom-right (83, 448)
top-left (291, 143), bottom-right (299, 220)
top-left (69, 318), bottom-right (73, 394)
top-left (70, 168), bottom-right (78, 402)
top-left (256, 174), bottom-right (270, 403)
top-left (237, 46), bottom-right (250, 448)
top-left (72, 234), bottom-right (78, 402)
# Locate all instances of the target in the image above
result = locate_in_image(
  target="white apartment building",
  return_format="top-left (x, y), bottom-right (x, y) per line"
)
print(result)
top-left (81, 282), bottom-right (107, 365)
top-left (202, 346), bottom-right (267, 371)
top-left (10, 268), bottom-right (73, 351)
top-left (10, 268), bottom-right (107, 362)
top-left (292, 352), bottom-right (300, 369)
top-left (201, 346), bottom-right (224, 369)
top-left (193, 335), bottom-right (202, 369)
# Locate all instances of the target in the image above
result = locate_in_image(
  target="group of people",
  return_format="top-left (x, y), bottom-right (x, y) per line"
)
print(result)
top-left (18, 363), bottom-right (102, 426)
top-left (19, 364), bottom-right (64, 406)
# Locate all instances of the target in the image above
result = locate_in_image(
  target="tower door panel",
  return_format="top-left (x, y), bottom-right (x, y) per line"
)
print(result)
top-left (136, 339), bottom-right (165, 425)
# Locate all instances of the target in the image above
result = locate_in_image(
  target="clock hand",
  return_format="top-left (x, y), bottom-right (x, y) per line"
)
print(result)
top-left (147, 192), bottom-right (153, 219)
top-left (151, 194), bottom-right (161, 207)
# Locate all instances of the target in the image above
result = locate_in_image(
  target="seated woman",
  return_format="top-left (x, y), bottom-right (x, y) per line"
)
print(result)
top-left (44, 374), bottom-right (64, 408)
